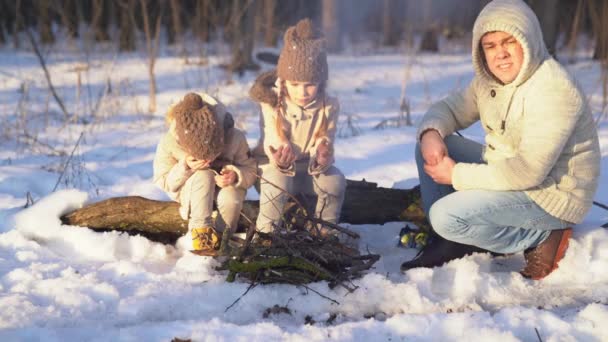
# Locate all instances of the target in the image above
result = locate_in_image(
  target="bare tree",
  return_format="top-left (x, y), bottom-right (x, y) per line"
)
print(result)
top-left (262, 0), bottom-right (277, 46)
top-left (117, 0), bottom-right (136, 51)
top-left (565, 0), bottom-right (586, 63)
top-left (228, 0), bottom-right (259, 75)
top-left (588, 0), bottom-right (608, 61)
top-left (528, 0), bottom-right (560, 56)
top-left (168, 0), bottom-right (182, 47)
top-left (55, 0), bottom-right (79, 39)
top-left (38, 0), bottom-right (55, 44)
top-left (12, 0), bottom-right (24, 49)
top-left (194, 0), bottom-right (211, 42)
top-left (382, 0), bottom-right (400, 46)
top-left (91, 0), bottom-right (111, 42)
top-left (140, 0), bottom-right (163, 113)
top-left (25, 29), bottom-right (70, 120)
top-left (419, 0), bottom-right (438, 52)
top-left (322, 0), bottom-right (342, 52)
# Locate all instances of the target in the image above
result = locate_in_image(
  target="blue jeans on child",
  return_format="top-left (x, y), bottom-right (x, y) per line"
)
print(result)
top-left (416, 135), bottom-right (570, 254)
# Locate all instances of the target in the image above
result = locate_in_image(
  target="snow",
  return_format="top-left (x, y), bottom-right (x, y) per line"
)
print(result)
top-left (0, 42), bottom-right (607, 341)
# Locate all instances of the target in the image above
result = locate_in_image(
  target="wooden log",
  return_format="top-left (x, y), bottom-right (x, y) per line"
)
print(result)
top-left (61, 179), bottom-right (425, 244)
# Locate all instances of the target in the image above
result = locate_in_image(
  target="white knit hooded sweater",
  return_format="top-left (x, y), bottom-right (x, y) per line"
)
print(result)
top-left (417, 0), bottom-right (601, 224)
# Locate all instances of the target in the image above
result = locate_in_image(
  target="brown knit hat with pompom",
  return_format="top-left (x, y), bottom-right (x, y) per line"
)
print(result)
top-left (173, 93), bottom-right (224, 161)
top-left (277, 18), bottom-right (328, 83)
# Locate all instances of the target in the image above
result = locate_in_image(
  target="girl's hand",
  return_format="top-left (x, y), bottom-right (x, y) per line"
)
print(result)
top-left (215, 169), bottom-right (237, 188)
top-left (316, 140), bottom-right (332, 167)
top-left (186, 156), bottom-right (211, 170)
top-left (270, 144), bottom-right (296, 168)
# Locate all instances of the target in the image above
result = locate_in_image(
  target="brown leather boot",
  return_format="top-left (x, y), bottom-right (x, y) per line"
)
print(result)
top-left (520, 227), bottom-right (572, 280)
top-left (400, 235), bottom-right (494, 272)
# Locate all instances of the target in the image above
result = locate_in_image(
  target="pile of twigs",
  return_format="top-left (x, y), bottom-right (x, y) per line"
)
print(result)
top-left (217, 176), bottom-right (380, 291)
top-left (218, 228), bottom-right (380, 291)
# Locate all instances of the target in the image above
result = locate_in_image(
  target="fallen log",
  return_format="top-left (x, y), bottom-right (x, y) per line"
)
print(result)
top-left (61, 179), bottom-right (426, 244)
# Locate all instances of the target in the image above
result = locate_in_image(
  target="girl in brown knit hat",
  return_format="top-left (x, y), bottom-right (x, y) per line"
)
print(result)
top-left (153, 92), bottom-right (256, 255)
top-left (249, 18), bottom-right (346, 235)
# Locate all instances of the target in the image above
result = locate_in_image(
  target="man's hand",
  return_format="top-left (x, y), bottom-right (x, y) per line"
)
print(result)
top-left (420, 130), bottom-right (447, 166)
top-left (186, 156), bottom-right (211, 170)
top-left (316, 140), bottom-right (332, 167)
top-left (424, 155), bottom-right (456, 185)
top-left (269, 144), bottom-right (296, 168)
top-left (215, 169), bottom-right (237, 188)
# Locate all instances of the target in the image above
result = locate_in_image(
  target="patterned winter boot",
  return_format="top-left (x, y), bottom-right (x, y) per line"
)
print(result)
top-left (191, 226), bottom-right (220, 256)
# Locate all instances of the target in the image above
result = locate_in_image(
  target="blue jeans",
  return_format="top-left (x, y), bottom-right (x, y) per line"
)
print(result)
top-left (416, 135), bottom-right (570, 254)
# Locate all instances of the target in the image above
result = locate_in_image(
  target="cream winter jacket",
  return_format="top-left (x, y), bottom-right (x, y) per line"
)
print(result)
top-left (249, 70), bottom-right (340, 176)
top-left (153, 94), bottom-right (256, 219)
top-left (417, 0), bottom-right (600, 224)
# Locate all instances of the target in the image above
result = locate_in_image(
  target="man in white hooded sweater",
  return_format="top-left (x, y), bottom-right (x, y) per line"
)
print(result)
top-left (401, 0), bottom-right (600, 280)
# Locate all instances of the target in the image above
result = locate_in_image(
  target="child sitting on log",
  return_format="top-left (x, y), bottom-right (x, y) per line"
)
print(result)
top-left (249, 18), bottom-right (346, 235)
top-left (153, 93), bottom-right (256, 255)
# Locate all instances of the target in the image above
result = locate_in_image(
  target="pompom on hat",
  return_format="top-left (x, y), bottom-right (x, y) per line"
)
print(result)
top-left (172, 93), bottom-right (224, 161)
top-left (276, 18), bottom-right (328, 83)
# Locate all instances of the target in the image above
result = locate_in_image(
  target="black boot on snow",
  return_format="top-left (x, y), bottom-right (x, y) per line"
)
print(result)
top-left (400, 235), bottom-right (493, 272)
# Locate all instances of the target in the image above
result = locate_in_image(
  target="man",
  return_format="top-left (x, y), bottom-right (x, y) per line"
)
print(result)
top-left (401, 0), bottom-right (600, 280)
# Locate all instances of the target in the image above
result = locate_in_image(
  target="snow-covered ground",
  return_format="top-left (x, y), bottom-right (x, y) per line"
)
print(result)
top-left (0, 42), bottom-right (607, 341)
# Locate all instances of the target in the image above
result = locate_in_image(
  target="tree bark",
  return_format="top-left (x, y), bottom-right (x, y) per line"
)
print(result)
top-left (382, 0), bottom-right (400, 46)
top-left (61, 180), bottom-right (424, 244)
top-left (418, 0), bottom-right (438, 52)
top-left (528, 0), bottom-right (560, 56)
top-left (589, 0), bottom-right (608, 61)
top-left (38, 0), bottom-right (55, 44)
top-left (227, 0), bottom-right (259, 75)
top-left (322, 0), bottom-right (341, 53)
top-left (57, 0), bottom-right (79, 39)
top-left (118, 0), bottom-right (136, 51)
top-left (194, 0), bottom-right (210, 42)
top-left (91, 0), bottom-right (111, 42)
top-left (168, 0), bottom-right (182, 46)
top-left (262, 0), bottom-right (277, 47)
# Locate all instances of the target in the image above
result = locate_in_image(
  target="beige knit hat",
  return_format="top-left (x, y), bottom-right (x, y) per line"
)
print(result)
top-left (173, 93), bottom-right (224, 161)
top-left (277, 18), bottom-right (328, 83)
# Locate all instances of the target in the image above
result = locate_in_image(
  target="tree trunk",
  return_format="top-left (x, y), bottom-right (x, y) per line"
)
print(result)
top-left (13, 0), bottom-right (23, 49)
top-left (322, 0), bottom-right (341, 52)
top-left (262, 0), bottom-right (277, 46)
top-left (38, 0), bottom-right (55, 44)
top-left (228, 0), bottom-right (259, 75)
top-left (382, 0), bottom-right (400, 46)
top-left (118, 0), bottom-right (136, 51)
top-left (589, 0), bottom-right (608, 61)
top-left (91, 0), bottom-right (111, 42)
top-left (168, 0), bottom-right (182, 46)
top-left (194, 0), bottom-right (210, 42)
top-left (57, 0), bottom-right (79, 39)
top-left (61, 180), bottom-right (424, 244)
top-left (419, 0), bottom-right (438, 52)
top-left (528, 0), bottom-right (560, 56)
top-left (140, 0), bottom-right (162, 113)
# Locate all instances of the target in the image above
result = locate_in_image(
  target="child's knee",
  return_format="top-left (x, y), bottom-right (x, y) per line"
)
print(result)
top-left (315, 168), bottom-right (345, 196)
top-left (217, 188), bottom-right (245, 211)
top-left (190, 169), bottom-right (215, 185)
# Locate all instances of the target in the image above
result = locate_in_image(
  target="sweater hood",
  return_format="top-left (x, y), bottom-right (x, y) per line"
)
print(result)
top-left (472, 0), bottom-right (549, 87)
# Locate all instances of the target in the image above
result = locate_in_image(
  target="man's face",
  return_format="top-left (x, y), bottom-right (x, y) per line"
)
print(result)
top-left (481, 31), bottom-right (524, 84)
